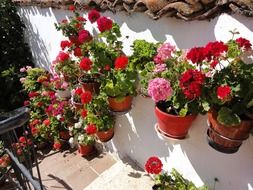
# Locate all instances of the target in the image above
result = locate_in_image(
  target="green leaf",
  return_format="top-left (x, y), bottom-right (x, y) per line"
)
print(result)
top-left (217, 107), bottom-right (241, 126)
top-left (247, 99), bottom-right (253, 108)
top-left (179, 108), bottom-right (188, 117)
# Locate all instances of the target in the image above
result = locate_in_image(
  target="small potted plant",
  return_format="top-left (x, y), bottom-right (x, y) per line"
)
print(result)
top-left (101, 55), bottom-right (138, 112)
top-left (71, 87), bottom-right (92, 111)
top-left (145, 156), bottom-right (208, 190)
top-left (51, 76), bottom-right (71, 100)
top-left (0, 141), bottom-right (11, 186)
top-left (86, 94), bottom-right (115, 142)
top-left (147, 43), bottom-right (207, 139)
top-left (194, 31), bottom-right (253, 153)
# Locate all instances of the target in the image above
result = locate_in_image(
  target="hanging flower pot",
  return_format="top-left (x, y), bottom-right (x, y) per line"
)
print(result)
top-left (96, 127), bottom-right (114, 142)
top-left (207, 110), bottom-right (253, 153)
top-left (56, 89), bottom-right (71, 99)
top-left (78, 75), bottom-right (101, 95)
top-left (78, 144), bottom-right (94, 156)
top-left (108, 96), bottom-right (133, 112)
top-left (155, 106), bottom-right (197, 139)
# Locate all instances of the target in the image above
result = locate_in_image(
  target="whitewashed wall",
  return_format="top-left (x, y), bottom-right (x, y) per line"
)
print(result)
top-left (18, 6), bottom-right (253, 190)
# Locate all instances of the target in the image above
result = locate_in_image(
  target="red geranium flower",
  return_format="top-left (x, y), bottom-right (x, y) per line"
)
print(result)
top-left (186, 47), bottom-right (206, 64)
top-left (236, 37), bottom-right (252, 50)
top-left (204, 41), bottom-right (228, 60)
top-left (74, 47), bottom-right (82, 57)
top-left (60, 40), bottom-right (71, 50)
top-left (69, 5), bottom-right (75, 11)
top-left (77, 16), bottom-right (86, 22)
top-left (104, 64), bottom-right (111, 71)
top-left (56, 51), bottom-right (70, 62)
top-left (53, 142), bottom-right (62, 150)
top-left (75, 23), bottom-right (82, 30)
top-left (210, 60), bottom-right (218, 69)
top-left (80, 57), bottom-right (93, 71)
top-left (24, 100), bottom-right (30, 106)
top-left (145, 156), bottom-right (163, 175)
top-left (81, 109), bottom-right (88, 118)
top-left (78, 30), bottom-right (92, 43)
top-left (28, 91), bottom-right (39, 98)
top-left (86, 124), bottom-right (97, 134)
top-left (31, 119), bottom-right (40, 126)
top-left (88, 9), bottom-right (100, 23)
top-left (31, 127), bottom-right (38, 136)
top-left (75, 87), bottom-right (83, 95)
top-left (43, 119), bottom-right (51, 126)
top-left (217, 85), bottom-right (231, 100)
top-left (61, 19), bottom-right (68, 24)
top-left (19, 136), bottom-right (26, 144)
top-left (80, 91), bottom-right (92, 104)
top-left (97, 16), bottom-right (113, 32)
top-left (114, 56), bottom-right (128, 70)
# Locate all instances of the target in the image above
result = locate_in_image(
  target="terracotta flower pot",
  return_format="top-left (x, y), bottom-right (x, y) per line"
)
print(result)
top-left (78, 144), bottom-right (94, 156)
top-left (78, 76), bottom-right (101, 95)
top-left (108, 96), bottom-right (133, 112)
top-left (207, 110), bottom-right (253, 153)
top-left (59, 131), bottom-right (70, 140)
top-left (96, 127), bottom-right (114, 142)
top-left (155, 106), bottom-right (197, 139)
top-left (71, 99), bottom-right (83, 111)
top-left (56, 90), bottom-right (71, 99)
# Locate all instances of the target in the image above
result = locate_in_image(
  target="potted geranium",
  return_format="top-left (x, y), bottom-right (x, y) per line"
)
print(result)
top-left (101, 55), bottom-right (138, 112)
top-left (51, 76), bottom-right (71, 100)
top-left (193, 31), bottom-right (253, 153)
top-left (55, 9), bottom-right (124, 95)
top-left (145, 156), bottom-right (208, 190)
top-left (147, 43), bottom-right (208, 139)
top-left (86, 94), bottom-right (115, 142)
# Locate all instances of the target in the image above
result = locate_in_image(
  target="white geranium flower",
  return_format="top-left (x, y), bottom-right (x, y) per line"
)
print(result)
top-left (56, 115), bottom-right (62, 120)
top-left (74, 121), bottom-right (82, 128)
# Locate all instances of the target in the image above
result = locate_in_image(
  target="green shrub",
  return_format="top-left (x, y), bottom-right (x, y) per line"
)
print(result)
top-left (0, 0), bottom-right (34, 112)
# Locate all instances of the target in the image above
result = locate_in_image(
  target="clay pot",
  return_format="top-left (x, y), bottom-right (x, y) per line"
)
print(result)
top-left (78, 76), bottom-right (101, 95)
top-left (59, 131), bottom-right (70, 140)
top-left (56, 90), bottom-right (71, 99)
top-left (96, 127), bottom-right (114, 142)
top-left (155, 106), bottom-right (197, 139)
top-left (108, 96), bottom-right (133, 112)
top-left (207, 110), bottom-right (253, 153)
top-left (78, 144), bottom-right (94, 156)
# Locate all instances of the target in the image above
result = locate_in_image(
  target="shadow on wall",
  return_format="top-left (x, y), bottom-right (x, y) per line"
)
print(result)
top-left (18, 7), bottom-right (51, 70)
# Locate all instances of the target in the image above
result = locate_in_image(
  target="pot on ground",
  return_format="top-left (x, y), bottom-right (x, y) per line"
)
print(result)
top-left (108, 96), bottom-right (133, 112)
top-left (78, 144), bottom-right (94, 156)
top-left (207, 110), bottom-right (253, 153)
top-left (96, 127), bottom-right (114, 142)
top-left (155, 106), bottom-right (197, 139)
top-left (78, 76), bottom-right (100, 95)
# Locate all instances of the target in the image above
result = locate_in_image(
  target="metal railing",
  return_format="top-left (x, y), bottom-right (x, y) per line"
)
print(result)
top-left (0, 107), bottom-right (43, 190)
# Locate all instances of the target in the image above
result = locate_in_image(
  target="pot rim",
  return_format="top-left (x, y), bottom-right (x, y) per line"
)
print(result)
top-left (155, 106), bottom-right (197, 119)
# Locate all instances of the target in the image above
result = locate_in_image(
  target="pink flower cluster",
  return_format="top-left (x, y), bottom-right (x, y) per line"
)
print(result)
top-left (153, 64), bottom-right (166, 74)
top-left (148, 78), bottom-right (173, 102)
top-left (154, 43), bottom-right (176, 64)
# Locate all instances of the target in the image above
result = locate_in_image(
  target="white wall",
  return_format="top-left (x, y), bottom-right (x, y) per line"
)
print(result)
top-left (18, 6), bottom-right (253, 190)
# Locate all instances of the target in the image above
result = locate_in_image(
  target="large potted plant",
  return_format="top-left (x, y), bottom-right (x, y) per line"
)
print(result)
top-left (194, 32), bottom-right (253, 153)
top-left (101, 55), bottom-right (138, 112)
top-left (55, 9), bottom-right (124, 95)
top-left (147, 43), bottom-right (208, 139)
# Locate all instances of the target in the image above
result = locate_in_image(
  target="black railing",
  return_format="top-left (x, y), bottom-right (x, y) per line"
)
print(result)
top-left (0, 107), bottom-right (43, 190)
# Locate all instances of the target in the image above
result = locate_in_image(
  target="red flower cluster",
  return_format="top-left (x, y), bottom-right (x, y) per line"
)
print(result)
top-left (88, 9), bottom-right (100, 23)
top-left (217, 85), bottom-right (231, 100)
top-left (24, 100), bottom-right (30, 106)
top-left (235, 37), bottom-right (252, 50)
top-left (19, 136), bottom-right (26, 144)
top-left (78, 29), bottom-right (92, 43)
top-left (186, 47), bottom-right (206, 64)
top-left (74, 47), bottom-right (82, 57)
top-left (187, 41), bottom-right (228, 64)
top-left (81, 109), bottom-right (87, 118)
top-left (69, 5), bottom-right (75, 11)
top-left (60, 40), bottom-right (71, 50)
top-left (77, 16), bottom-right (86, 22)
top-left (97, 16), bottom-right (113, 32)
top-left (75, 87), bottom-right (83, 95)
top-left (210, 60), bottom-right (218, 69)
top-left (114, 56), bottom-right (128, 70)
top-left (43, 119), bottom-right (51, 126)
top-left (86, 124), bottom-right (97, 135)
top-left (28, 91), bottom-right (39, 98)
top-left (145, 156), bottom-right (163, 175)
top-left (80, 57), bottom-right (93, 71)
top-left (80, 91), bottom-right (92, 104)
top-left (180, 69), bottom-right (205, 100)
top-left (53, 142), bottom-right (62, 150)
top-left (57, 51), bottom-right (70, 62)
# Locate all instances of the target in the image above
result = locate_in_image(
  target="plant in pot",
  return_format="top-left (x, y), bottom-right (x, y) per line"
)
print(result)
top-left (147, 43), bottom-right (208, 139)
top-left (55, 9), bottom-right (124, 95)
top-left (129, 40), bottom-right (160, 96)
top-left (86, 94), bottom-right (115, 142)
top-left (145, 156), bottom-right (208, 190)
top-left (0, 141), bottom-right (11, 186)
top-left (51, 76), bottom-right (71, 100)
top-left (194, 31), bottom-right (253, 153)
top-left (71, 87), bottom-right (92, 111)
top-left (101, 55), bottom-right (138, 112)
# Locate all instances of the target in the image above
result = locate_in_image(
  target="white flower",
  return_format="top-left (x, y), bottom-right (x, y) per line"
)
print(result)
top-left (68, 137), bottom-right (75, 148)
top-left (69, 126), bottom-right (74, 131)
top-left (56, 115), bottom-right (62, 120)
top-left (78, 134), bottom-right (84, 142)
top-left (74, 121), bottom-right (82, 129)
